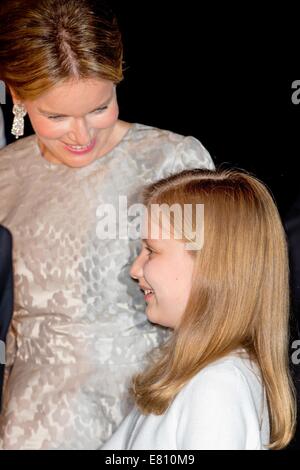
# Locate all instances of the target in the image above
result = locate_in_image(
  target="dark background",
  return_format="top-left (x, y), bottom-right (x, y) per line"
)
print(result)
top-left (108, 2), bottom-right (298, 220)
top-left (1, 0), bottom-right (300, 450)
top-left (1, 3), bottom-right (298, 219)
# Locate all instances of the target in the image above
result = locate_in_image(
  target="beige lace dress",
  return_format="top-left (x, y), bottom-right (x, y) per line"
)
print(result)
top-left (0, 123), bottom-right (214, 449)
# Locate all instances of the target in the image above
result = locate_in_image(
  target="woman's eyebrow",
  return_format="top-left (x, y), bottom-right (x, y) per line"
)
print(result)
top-left (37, 95), bottom-right (113, 117)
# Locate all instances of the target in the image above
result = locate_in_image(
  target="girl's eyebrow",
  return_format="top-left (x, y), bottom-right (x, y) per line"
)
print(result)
top-left (143, 238), bottom-right (160, 249)
top-left (143, 238), bottom-right (154, 245)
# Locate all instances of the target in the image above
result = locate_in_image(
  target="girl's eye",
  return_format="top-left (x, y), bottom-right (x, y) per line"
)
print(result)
top-left (145, 246), bottom-right (153, 255)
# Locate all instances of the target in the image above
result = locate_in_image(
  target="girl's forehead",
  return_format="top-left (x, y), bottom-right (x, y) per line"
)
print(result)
top-left (142, 215), bottom-right (177, 241)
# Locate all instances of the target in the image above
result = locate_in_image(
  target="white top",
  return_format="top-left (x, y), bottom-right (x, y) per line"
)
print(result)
top-left (101, 352), bottom-right (270, 450)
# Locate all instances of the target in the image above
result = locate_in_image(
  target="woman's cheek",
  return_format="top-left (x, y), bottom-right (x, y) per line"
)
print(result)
top-left (30, 116), bottom-right (67, 139)
top-left (93, 105), bottom-right (119, 128)
top-left (29, 104), bottom-right (119, 139)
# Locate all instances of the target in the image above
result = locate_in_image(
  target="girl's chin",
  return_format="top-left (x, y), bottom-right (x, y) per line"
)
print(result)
top-left (146, 308), bottom-right (160, 325)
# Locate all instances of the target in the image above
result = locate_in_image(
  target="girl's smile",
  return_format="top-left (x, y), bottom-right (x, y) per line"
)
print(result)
top-left (130, 233), bottom-right (195, 330)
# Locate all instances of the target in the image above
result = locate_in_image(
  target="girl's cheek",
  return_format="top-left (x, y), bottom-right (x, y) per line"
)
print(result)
top-left (143, 258), bottom-right (157, 282)
top-left (142, 263), bottom-right (150, 279)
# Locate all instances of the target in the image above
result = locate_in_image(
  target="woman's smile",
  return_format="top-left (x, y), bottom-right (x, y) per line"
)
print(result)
top-left (62, 137), bottom-right (97, 154)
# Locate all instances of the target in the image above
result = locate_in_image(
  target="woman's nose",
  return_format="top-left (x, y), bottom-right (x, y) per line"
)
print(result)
top-left (68, 117), bottom-right (92, 145)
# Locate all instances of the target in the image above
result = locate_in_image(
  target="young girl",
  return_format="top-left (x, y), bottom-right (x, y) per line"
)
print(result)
top-left (102, 168), bottom-right (296, 450)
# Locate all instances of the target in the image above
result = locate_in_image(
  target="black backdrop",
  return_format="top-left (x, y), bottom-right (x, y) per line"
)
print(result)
top-left (2, 3), bottom-right (298, 218)
top-left (1, 0), bottom-right (300, 450)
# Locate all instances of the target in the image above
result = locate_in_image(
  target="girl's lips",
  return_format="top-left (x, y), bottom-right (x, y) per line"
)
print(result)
top-left (139, 285), bottom-right (155, 302)
top-left (144, 292), bottom-right (154, 302)
top-left (63, 138), bottom-right (96, 155)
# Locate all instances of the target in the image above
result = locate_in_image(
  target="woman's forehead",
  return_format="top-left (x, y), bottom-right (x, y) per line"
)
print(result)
top-left (29, 78), bottom-right (114, 107)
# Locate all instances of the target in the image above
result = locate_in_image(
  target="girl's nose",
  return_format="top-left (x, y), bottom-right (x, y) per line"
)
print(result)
top-left (130, 253), bottom-right (144, 280)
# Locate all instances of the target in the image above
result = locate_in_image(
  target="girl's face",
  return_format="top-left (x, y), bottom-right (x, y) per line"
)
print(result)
top-left (17, 78), bottom-right (120, 168)
top-left (130, 223), bottom-right (195, 329)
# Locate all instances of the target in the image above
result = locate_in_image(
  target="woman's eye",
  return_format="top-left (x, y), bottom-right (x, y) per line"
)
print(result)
top-left (46, 105), bottom-right (108, 120)
top-left (94, 106), bottom-right (108, 114)
top-left (48, 115), bottom-right (64, 120)
top-left (145, 247), bottom-right (153, 255)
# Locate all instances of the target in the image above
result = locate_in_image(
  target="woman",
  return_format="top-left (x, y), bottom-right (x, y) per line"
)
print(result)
top-left (0, 226), bottom-right (13, 412)
top-left (0, 0), bottom-right (214, 449)
top-left (0, 107), bottom-right (5, 149)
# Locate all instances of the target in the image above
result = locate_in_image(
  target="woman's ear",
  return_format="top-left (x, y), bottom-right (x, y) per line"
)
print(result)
top-left (8, 86), bottom-right (21, 105)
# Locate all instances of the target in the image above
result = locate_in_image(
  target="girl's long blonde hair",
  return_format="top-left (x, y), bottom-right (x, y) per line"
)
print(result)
top-left (132, 168), bottom-right (296, 450)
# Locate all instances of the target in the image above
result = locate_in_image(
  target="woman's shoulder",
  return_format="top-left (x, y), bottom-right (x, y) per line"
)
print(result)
top-left (128, 123), bottom-right (214, 172)
top-left (131, 122), bottom-right (207, 148)
top-left (0, 134), bottom-right (38, 167)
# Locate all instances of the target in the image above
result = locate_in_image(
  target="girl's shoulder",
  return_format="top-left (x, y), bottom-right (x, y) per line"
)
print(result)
top-left (174, 351), bottom-right (269, 449)
top-left (181, 351), bottom-right (263, 402)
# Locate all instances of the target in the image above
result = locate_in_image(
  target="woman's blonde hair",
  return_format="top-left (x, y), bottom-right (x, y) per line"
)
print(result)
top-left (132, 168), bottom-right (296, 450)
top-left (0, 0), bottom-right (123, 100)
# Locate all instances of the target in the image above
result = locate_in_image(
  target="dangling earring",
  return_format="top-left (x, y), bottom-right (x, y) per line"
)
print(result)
top-left (11, 103), bottom-right (27, 139)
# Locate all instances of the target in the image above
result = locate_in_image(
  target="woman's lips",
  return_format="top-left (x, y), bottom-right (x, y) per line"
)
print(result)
top-left (63, 138), bottom-right (96, 155)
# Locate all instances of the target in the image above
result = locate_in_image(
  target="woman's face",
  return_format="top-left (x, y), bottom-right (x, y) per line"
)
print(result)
top-left (130, 222), bottom-right (195, 330)
top-left (20, 78), bottom-right (119, 168)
